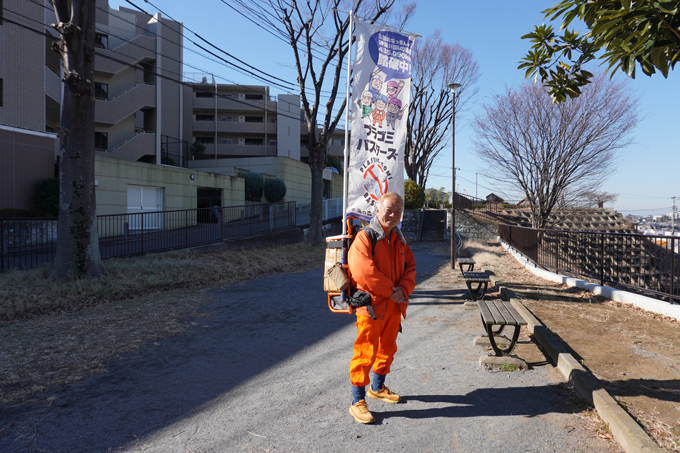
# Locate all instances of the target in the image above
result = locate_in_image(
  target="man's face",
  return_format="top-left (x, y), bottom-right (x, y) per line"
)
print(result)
top-left (387, 86), bottom-right (397, 95)
top-left (376, 100), bottom-right (387, 110)
top-left (361, 95), bottom-right (372, 106)
top-left (372, 79), bottom-right (383, 90)
top-left (388, 104), bottom-right (399, 114)
top-left (376, 197), bottom-right (404, 233)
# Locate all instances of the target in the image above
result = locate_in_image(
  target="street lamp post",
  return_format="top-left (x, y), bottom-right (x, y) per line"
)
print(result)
top-left (447, 83), bottom-right (461, 269)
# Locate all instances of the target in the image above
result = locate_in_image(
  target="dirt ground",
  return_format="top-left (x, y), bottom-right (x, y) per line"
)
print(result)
top-left (466, 241), bottom-right (680, 452)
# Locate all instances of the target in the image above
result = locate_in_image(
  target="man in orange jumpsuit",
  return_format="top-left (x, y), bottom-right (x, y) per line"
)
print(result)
top-left (348, 192), bottom-right (417, 423)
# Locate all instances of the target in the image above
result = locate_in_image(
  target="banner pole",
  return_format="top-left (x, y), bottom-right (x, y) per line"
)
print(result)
top-left (341, 11), bottom-right (353, 236)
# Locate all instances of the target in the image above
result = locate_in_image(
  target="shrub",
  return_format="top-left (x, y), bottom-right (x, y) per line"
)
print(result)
top-left (243, 172), bottom-right (264, 201)
top-left (264, 178), bottom-right (287, 202)
top-left (404, 179), bottom-right (425, 209)
top-left (35, 178), bottom-right (59, 217)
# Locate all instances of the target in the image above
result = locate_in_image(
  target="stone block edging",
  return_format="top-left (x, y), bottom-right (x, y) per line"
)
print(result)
top-left (497, 237), bottom-right (680, 322)
top-left (483, 270), bottom-right (665, 453)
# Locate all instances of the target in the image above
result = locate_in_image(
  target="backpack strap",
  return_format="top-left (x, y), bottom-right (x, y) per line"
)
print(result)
top-left (360, 226), bottom-right (379, 256)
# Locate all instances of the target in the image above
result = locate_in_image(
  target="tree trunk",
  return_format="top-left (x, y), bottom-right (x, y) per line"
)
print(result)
top-left (48, 0), bottom-right (106, 280)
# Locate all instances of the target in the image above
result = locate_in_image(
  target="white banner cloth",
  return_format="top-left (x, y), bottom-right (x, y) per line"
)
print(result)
top-left (346, 19), bottom-right (416, 221)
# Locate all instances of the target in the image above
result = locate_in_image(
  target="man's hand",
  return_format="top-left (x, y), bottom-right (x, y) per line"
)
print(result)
top-left (390, 286), bottom-right (406, 303)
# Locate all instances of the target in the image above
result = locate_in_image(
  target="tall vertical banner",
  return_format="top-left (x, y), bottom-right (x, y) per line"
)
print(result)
top-left (346, 19), bottom-right (416, 221)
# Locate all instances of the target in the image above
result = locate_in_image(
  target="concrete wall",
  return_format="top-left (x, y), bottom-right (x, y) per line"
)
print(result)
top-left (0, 0), bottom-right (46, 130)
top-left (95, 155), bottom-right (244, 216)
top-left (0, 126), bottom-right (57, 211)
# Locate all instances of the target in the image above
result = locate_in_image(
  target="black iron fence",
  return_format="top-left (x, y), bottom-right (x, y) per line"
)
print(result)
top-left (1, 202), bottom-right (298, 271)
top-left (499, 223), bottom-right (680, 304)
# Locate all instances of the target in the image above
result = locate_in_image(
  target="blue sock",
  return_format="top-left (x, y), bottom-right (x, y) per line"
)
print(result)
top-left (372, 372), bottom-right (386, 392)
top-left (351, 385), bottom-right (365, 404)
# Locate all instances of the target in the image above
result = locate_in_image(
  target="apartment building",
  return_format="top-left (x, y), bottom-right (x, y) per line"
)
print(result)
top-left (183, 81), bottom-right (347, 163)
top-left (1, 1), bottom-right (342, 212)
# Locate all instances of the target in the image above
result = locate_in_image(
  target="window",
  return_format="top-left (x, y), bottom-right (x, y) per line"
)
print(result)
top-left (270, 140), bottom-right (277, 146)
top-left (270, 118), bottom-right (277, 123)
top-left (196, 137), bottom-right (214, 144)
top-left (94, 132), bottom-right (108, 150)
top-left (94, 33), bottom-right (108, 49)
top-left (245, 116), bottom-right (263, 123)
top-left (94, 82), bottom-right (108, 100)
top-left (221, 139), bottom-right (232, 145)
top-left (244, 138), bottom-right (263, 146)
top-left (0, 0), bottom-right (3, 25)
top-left (196, 91), bottom-right (213, 98)
top-left (245, 94), bottom-right (263, 100)
top-left (221, 116), bottom-right (232, 122)
top-left (196, 114), bottom-right (214, 121)
top-left (0, 78), bottom-right (3, 107)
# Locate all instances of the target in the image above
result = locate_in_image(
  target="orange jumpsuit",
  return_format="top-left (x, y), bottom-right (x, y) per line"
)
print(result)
top-left (348, 220), bottom-right (416, 387)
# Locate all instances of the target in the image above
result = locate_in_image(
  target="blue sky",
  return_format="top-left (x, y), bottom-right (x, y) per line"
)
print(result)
top-left (108, 0), bottom-right (679, 216)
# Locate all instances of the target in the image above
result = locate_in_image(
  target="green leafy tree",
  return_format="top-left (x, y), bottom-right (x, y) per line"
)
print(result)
top-left (264, 178), bottom-right (287, 203)
top-left (404, 179), bottom-right (425, 210)
top-left (243, 172), bottom-right (264, 201)
top-left (425, 187), bottom-right (450, 207)
top-left (519, 0), bottom-right (680, 102)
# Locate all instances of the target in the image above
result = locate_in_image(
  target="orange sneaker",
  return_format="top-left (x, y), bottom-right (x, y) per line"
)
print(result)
top-left (367, 385), bottom-right (400, 403)
top-left (349, 399), bottom-right (375, 424)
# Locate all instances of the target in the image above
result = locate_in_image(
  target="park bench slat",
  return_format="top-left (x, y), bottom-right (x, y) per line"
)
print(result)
top-left (456, 258), bottom-right (475, 264)
top-left (478, 300), bottom-right (494, 324)
top-left (486, 301), bottom-right (505, 324)
top-left (503, 302), bottom-right (528, 326)
top-left (461, 271), bottom-right (489, 282)
top-left (493, 300), bottom-right (518, 325)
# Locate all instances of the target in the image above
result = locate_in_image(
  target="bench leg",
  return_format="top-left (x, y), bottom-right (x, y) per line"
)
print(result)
top-left (458, 263), bottom-right (474, 272)
top-left (466, 281), bottom-right (488, 301)
top-left (484, 323), bottom-right (522, 357)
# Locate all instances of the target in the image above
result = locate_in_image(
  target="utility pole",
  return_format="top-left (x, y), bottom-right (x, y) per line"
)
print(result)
top-left (672, 196), bottom-right (679, 235)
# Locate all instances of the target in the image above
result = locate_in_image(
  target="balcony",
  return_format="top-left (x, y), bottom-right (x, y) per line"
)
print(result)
top-left (201, 144), bottom-right (277, 158)
top-left (95, 83), bottom-right (156, 126)
top-left (97, 131), bottom-right (156, 162)
top-left (192, 97), bottom-right (277, 112)
top-left (95, 34), bottom-right (157, 76)
top-left (45, 67), bottom-right (61, 103)
top-left (192, 120), bottom-right (277, 134)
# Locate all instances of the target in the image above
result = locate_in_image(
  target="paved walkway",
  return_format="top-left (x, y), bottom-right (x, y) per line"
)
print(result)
top-left (1, 244), bottom-right (619, 452)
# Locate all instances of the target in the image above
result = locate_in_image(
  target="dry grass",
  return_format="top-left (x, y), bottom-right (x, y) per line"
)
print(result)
top-left (0, 243), bottom-right (325, 322)
top-left (0, 243), bottom-right (325, 406)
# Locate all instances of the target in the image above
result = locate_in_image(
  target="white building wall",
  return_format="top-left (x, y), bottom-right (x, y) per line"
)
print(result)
top-left (276, 94), bottom-right (300, 161)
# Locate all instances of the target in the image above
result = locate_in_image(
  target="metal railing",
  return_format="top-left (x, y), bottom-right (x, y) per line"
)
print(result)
top-left (1, 199), bottom-right (345, 271)
top-left (499, 223), bottom-right (680, 304)
top-left (2, 203), bottom-right (293, 270)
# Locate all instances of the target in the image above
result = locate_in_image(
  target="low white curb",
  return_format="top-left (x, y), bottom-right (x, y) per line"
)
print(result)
top-left (498, 237), bottom-right (680, 322)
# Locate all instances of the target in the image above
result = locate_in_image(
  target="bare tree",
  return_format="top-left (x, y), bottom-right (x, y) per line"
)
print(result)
top-left (245, 0), bottom-right (413, 245)
top-left (404, 31), bottom-right (480, 188)
top-left (581, 190), bottom-right (619, 209)
top-left (48, 0), bottom-right (106, 279)
top-left (473, 74), bottom-right (638, 229)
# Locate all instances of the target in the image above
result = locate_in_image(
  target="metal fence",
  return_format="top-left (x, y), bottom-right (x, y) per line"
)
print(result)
top-left (499, 223), bottom-right (680, 304)
top-left (2, 202), bottom-right (299, 271)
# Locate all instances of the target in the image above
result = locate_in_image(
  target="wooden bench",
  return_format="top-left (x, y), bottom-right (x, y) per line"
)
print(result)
top-left (462, 271), bottom-right (491, 301)
top-left (456, 257), bottom-right (476, 272)
top-left (478, 300), bottom-right (528, 356)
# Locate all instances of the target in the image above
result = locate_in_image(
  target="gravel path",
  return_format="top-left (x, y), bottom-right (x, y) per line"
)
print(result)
top-left (1, 244), bottom-right (620, 452)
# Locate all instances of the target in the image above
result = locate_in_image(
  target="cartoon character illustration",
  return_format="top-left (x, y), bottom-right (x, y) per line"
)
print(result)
top-left (386, 98), bottom-right (405, 130)
top-left (385, 80), bottom-right (405, 103)
top-left (357, 91), bottom-right (373, 119)
top-left (368, 70), bottom-right (384, 102)
top-left (372, 95), bottom-right (388, 127)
